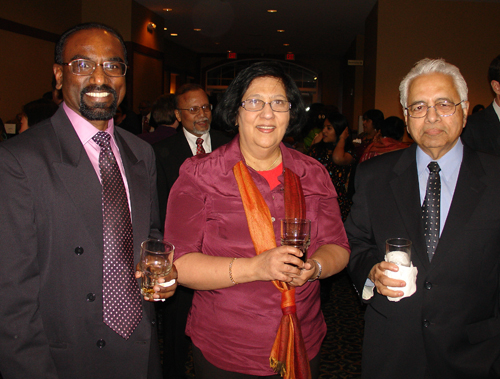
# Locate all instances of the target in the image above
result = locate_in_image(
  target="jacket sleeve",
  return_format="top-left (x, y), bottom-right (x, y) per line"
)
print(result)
top-left (0, 145), bottom-right (59, 378)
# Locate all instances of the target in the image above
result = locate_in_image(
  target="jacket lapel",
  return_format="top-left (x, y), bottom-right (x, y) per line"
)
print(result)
top-left (114, 130), bottom-right (151, 259)
top-left (390, 145), bottom-right (430, 270)
top-left (50, 108), bottom-right (104, 253)
top-left (432, 146), bottom-right (486, 266)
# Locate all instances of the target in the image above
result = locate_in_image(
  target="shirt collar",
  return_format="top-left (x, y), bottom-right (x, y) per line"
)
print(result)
top-left (416, 138), bottom-right (463, 181)
top-left (63, 102), bottom-right (115, 146)
top-left (492, 98), bottom-right (500, 121)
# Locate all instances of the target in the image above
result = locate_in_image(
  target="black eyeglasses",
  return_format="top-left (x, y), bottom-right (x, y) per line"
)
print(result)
top-left (176, 104), bottom-right (213, 114)
top-left (61, 59), bottom-right (128, 77)
top-left (405, 100), bottom-right (464, 118)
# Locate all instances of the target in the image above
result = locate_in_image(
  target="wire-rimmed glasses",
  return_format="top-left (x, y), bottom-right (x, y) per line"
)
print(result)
top-left (176, 104), bottom-right (213, 114)
top-left (405, 100), bottom-right (464, 118)
top-left (61, 59), bottom-right (127, 77)
top-left (241, 99), bottom-right (291, 112)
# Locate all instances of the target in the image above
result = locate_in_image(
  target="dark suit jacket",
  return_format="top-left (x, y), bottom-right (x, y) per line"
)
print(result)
top-left (153, 128), bottom-right (232, 230)
top-left (462, 102), bottom-right (500, 156)
top-left (0, 107), bottom-right (162, 379)
top-left (346, 142), bottom-right (500, 378)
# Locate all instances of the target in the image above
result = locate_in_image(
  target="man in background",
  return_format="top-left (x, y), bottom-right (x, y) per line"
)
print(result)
top-left (154, 83), bottom-right (231, 379)
top-left (462, 54), bottom-right (500, 155)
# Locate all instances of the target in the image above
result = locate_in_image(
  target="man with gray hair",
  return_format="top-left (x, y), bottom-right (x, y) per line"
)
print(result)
top-left (346, 58), bottom-right (500, 378)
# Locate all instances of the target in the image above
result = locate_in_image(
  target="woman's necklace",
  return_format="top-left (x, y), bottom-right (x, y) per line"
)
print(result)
top-left (246, 151), bottom-right (282, 171)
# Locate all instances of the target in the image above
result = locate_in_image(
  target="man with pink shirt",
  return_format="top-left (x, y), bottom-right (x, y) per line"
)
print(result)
top-left (0, 23), bottom-right (176, 379)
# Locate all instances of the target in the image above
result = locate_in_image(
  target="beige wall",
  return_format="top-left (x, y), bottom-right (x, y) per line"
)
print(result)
top-left (0, 1), bottom-right (81, 122)
top-left (373, 0), bottom-right (500, 119)
top-left (132, 52), bottom-right (163, 112)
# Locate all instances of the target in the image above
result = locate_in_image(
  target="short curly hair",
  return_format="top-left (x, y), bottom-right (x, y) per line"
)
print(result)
top-left (214, 61), bottom-right (306, 136)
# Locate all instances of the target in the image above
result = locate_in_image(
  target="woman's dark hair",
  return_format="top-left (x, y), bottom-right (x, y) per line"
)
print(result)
top-left (362, 109), bottom-right (385, 131)
top-left (23, 98), bottom-right (59, 127)
top-left (380, 116), bottom-right (405, 141)
top-left (55, 23), bottom-right (127, 65)
top-left (323, 110), bottom-right (354, 151)
top-left (214, 61), bottom-right (306, 136)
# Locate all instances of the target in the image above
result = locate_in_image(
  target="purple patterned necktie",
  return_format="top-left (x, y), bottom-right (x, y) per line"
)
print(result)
top-left (93, 131), bottom-right (142, 339)
top-left (422, 161), bottom-right (441, 262)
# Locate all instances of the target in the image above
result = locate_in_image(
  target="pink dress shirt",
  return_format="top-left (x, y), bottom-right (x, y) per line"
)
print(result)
top-left (165, 136), bottom-right (349, 375)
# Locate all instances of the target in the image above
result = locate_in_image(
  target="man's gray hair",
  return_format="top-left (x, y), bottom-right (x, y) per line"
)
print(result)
top-left (399, 58), bottom-right (468, 114)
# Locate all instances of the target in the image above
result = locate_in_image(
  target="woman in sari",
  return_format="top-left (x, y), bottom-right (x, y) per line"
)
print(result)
top-left (164, 61), bottom-right (349, 379)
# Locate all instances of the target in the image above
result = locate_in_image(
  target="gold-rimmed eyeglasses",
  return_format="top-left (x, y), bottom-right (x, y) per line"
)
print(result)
top-left (406, 100), bottom-right (464, 118)
top-left (176, 104), bottom-right (213, 114)
top-left (241, 99), bottom-right (291, 112)
top-left (61, 59), bottom-right (128, 77)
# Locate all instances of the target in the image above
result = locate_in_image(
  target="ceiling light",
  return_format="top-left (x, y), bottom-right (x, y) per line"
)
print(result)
top-left (170, 33), bottom-right (178, 37)
top-left (267, 10), bottom-right (277, 13)
top-left (163, 8), bottom-right (172, 11)
top-left (194, 28), bottom-right (201, 32)
top-left (164, 27), bottom-right (167, 31)
top-left (283, 43), bottom-right (290, 46)
top-left (277, 30), bottom-right (285, 33)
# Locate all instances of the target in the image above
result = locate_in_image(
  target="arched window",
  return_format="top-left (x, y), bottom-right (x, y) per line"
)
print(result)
top-left (205, 59), bottom-right (319, 106)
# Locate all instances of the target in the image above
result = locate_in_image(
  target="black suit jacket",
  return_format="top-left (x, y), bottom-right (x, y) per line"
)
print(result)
top-left (346, 142), bottom-right (500, 378)
top-left (153, 128), bottom-right (232, 229)
top-left (0, 107), bottom-right (162, 379)
top-left (462, 102), bottom-right (500, 156)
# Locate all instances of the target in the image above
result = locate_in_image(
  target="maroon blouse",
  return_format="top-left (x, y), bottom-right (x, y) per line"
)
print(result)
top-left (164, 136), bottom-right (349, 375)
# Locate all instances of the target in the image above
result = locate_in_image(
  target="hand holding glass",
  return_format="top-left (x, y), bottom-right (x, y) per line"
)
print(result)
top-left (280, 218), bottom-right (311, 262)
top-left (385, 238), bottom-right (411, 267)
top-left (140, 239), bottom-right (174, 297)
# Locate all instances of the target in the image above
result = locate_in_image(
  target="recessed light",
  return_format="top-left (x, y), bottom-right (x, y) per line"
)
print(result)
top-left (194, 28), bottom-right (201, 32)
top-left (267, 10), bottom-right (277, 13)
top-left (163, 8), bottom-right (172, 11)
top-left (277, 30), bottom-right (285, 33)
top-left (170, 33), bottom-right (178, 37)
top-left (164, 27), bottom-right (168, 31)
top-left (283, 43), bottom-right (289, 46)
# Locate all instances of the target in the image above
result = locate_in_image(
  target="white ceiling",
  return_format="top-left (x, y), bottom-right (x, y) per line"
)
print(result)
top-left (135, 0), bottom-right (378, 59)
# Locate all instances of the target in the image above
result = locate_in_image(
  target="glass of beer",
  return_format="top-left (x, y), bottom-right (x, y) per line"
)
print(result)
top-left (280, 218), bottom-right (311, 262)
top-left (140, 239), bottom-right (174, 296)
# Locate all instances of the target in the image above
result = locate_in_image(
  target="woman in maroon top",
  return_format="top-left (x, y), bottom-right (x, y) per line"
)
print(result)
top-left (164, 62), bottom-right (350, 378)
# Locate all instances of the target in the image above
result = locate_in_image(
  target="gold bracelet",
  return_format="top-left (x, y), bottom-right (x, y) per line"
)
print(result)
top-left (229, 257), bottom-right (238, 285)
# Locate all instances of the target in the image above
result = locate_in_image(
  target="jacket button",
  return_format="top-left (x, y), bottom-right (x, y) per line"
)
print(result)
top-left (424, 281), bottom-right (432, 290)
top-left (75, 246), bottom-right (84, 255)
top-left (86, 293), bottom-right (96, 302)
top-left (423, 319), bottom-right (430, 328)
top-left (96, 339), bottom-right (106, 348)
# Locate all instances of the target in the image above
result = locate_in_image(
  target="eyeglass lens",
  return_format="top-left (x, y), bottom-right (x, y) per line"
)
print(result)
top-left (242, 99), bottom-right (290, 112)
top-left (408, 102), bottom-right (460, 118)
top-left (69, 59), bottom-right (127, 76)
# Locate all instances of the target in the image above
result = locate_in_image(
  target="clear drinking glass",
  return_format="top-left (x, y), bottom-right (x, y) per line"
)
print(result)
top-left (385, 238), bottom-right (412, 267)
top-left (140, 239), bottom-right (174, 296)
top-left (280, 218), bottom-right (311, 262)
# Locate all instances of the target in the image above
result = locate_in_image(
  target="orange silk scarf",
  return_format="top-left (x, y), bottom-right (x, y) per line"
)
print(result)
top-left (233, 161), bottom-right (311, 379)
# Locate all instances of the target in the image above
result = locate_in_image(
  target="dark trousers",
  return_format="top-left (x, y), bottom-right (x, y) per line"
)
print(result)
top-left (158, 285), bottom-right (194, 379)
top-left (193, 344), bottom-right (321, 379)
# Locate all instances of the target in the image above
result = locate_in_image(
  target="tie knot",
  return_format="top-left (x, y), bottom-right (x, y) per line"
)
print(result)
top-left (196, 137), bottom-right (204, 145)
top-left (92, 131), bottom-right (111, 148)
top-left (428, 161), bottom-right (440, 173)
